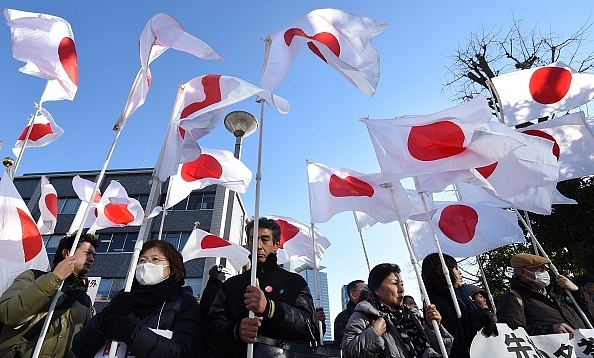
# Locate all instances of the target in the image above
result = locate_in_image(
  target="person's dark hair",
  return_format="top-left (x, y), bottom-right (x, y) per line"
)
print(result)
top-left (245, 218), bottom-right (281, 245)
top-left (368, 263), bottom-right (401, 293)
top-left (347, 279), bottom-right (365, 294)
top-left (139, 240), bottom-right (186, 282)
top-left (403, 295), bottom-right (415, 303)
top-left (421, 253), bottom-right (458, 291)
top-left (52, 233), bottom-right (99, 268)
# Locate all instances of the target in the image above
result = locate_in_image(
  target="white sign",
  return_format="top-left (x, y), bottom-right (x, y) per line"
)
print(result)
top-left (87, 276), bottom-right (101, 305)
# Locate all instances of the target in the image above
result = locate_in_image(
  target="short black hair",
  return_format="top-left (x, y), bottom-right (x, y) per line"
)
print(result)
top-left (245, 218), bottom-right (281, 245)
top-left (52, 233), bottom-right (99, 268)
top-left (347, 280), bottom-right (365, 294)
top-left (139, 240), bottom-right (186, 281)
top-left (421, 253), bottom-right (458, 292)
top-left (368, 263), bottom-right (401, 293)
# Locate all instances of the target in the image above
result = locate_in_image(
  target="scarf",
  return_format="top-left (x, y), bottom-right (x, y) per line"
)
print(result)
top-left (126, 277), bottom-right (183, 318)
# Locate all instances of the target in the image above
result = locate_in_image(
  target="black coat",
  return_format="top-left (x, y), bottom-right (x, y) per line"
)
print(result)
top-left (72, 286), bottom-right (200, 357)
top-left (497, 279), bottom-right (594, 336)
top-left (333, 299), bottom-right (356, 346)
top-left (205, 253), bottom-right (318, 358)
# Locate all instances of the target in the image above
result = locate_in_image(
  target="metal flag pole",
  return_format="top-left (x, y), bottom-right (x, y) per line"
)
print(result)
top-left (351, 211), bottom-right (371, 273)
top-left (383, 183), bottom-right (449, 358)
top-left (309, 223), bottom-right (324, 345)
top-left (515, 211), bottom-right (593, 329)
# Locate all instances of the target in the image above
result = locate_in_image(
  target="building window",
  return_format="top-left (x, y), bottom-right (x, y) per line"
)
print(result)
top-left (96, 278), bottom-right (125, 301)
top-left (160, 192), bottom-right (215, 211)
top-left (130, 194), bottom-right (149, 209)
top-left (57, 197), bottom-right (80, 214)
top-left (96, 233), bottom-right (138, 253)
top-left (150, 232), bottom-right (191, 251)
top-left (43, 234), bottom-right (64, 251)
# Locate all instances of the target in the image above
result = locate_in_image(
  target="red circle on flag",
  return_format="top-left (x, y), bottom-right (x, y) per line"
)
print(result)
top-left (180, 75), bottom-right (222, 119)
top-left (476, 162), bottom-right (498, 179)
top-left (529, 67), bottom-right (572, 104)
top-left (438, 204), bottom-right (478, 244)
top-left (18, 123), bottom-right (53, 141)
top-left (45, 193), bottom-right (58, 217)
top-left (181, 154), bottom-right (223, 182)
top-left (284, 28), bottom-right (340, 63)
top-left (329, 174), bottom-right (374, 197)
top-left (275, 219), bottom-right (300, 249)
top-left (521, 129), bottom-right (561, 160)
top-left (201, 235), bottom-right (231, 249)
top-left (58, 37), bottom-right (78, 86)
top-left (104, 203), bottom-right (134, 225)
top-left (17, 208), bottom-right (42, 262)
top-left (407, 121), bottom-right (467, 161)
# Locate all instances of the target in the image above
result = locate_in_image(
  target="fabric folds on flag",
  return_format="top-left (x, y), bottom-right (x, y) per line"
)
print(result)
top-left (307, 161), bottom-right (410, 224)
top-left (36, 175), bottom-right (58, 235)
top-left (88, 181), bottom-right (144, 233)
top-left (492, 61), bottom-right (594, 126)
top-left (12, 106), bottom-right (64, 157)
top-left (181, 228), bottom-right (249, 271)
top-left (363, 95), bottom-right (524, 181)
top-left (166, 147), bottom-right (252, 209)
top-left (3, 8), bottom-right (78, 102)
top-left (155, 119), bottom-right (202, 183)
top-left (259, 8), bottom-right (386, 96)
top-left (354, 190), bottom-right (433, 230)
top-left (266, 215), bottom-right (330, 269)
top-left (67, 176), bottom-right (102, 235)
top-left (114, 12), bottom-right (223, 129)
top-left (0, 170), bottom-right (49, 295)
top-left (408, 202), bottom-right (525, 260)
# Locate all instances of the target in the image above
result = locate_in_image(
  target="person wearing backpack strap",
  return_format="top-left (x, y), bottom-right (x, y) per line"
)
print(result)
top-left (0, 233), bottom-right (98, 358)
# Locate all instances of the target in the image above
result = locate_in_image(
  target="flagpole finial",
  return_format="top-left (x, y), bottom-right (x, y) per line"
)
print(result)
top-left (2, 157), bottom-right (15, 168)
top-left (194, 221), bottom-right (200, 228)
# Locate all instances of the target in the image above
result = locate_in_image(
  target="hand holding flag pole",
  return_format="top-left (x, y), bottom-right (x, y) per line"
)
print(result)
top-left (382, 183), bottom-right (449, 358)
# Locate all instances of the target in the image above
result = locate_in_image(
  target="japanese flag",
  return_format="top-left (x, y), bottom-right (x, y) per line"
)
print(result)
top-left (67, 176), bottom-right (101, 235)
top-left (114, 12), bottom-right (224, 129)
top-left (36, 176), bottom-right (58, 235)
top-left (3, 9), bottom-right (78, 102)
top-left (88, 181), bottom-right (144, 233)
top-left (154, 118), bottom-right (202, 182)
top-left (0, 170), bottom-right (49, 295)
top-left (166, 147), bottom-right (252, 209)
top-left (176, 74), bottom-right (289, 139)
top-left (181, 228), bottom-right (249, 271)
top-left (259, 8), bottom-right (386, 96)
top-left (267, 215), bottom-right (331, 269)
top-left (518, 111), bottom-right (594, 181)
top-left (307, 161), bottom-right (410, 224)
top-left (492, 61), bottom-right (594, 126)
top-left (363, 95), bottom-right (524, 181)
top-left (408, 202), bottom-right (525, 260)
top-left (12, 106), bottom-right (64, 157)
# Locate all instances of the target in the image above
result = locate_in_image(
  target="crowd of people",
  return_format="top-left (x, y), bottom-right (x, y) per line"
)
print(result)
top-left (1, 218), bottom-right (593, 357)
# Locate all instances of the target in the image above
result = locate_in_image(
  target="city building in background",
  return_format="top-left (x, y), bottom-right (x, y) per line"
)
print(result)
top-left (298, 267), bottom-right (331, 341)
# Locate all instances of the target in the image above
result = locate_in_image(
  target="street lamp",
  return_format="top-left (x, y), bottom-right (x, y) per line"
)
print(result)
top-left (224, 110), bottom-right (258, 159)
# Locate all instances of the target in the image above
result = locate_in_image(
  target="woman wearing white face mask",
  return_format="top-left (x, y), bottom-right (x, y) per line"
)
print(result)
top-left (72, 240), bottom-right (201, 357)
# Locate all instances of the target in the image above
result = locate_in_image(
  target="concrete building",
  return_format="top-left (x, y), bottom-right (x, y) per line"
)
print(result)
top-left (13, 167), bottom-right (247, 307)
top-left (298, 268), bottom-right (331, 341)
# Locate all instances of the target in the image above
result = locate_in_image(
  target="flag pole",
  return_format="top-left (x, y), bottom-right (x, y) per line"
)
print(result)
top-left (417, 190), bottom-right (462, 318)
top-left (309, 223), bottom-right (324, 345)
top-left (13, 82), bottom-right (47, 176)
top-left (382, 183), bottom-right (449, 358)
top-left (515, 211), bottom-right (593, 329)
top-left (351, 211), bottom-right (371, 272)
top-left (157, 180), bottom-right (173, 240)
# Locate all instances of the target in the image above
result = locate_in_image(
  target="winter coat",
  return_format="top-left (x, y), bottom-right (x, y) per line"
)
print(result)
top-left (71, 286), bottom-right (200, 357)
top-left (341, 300), bottom-right (452, 358)
top-left (205, 253), bottom-right (318, 358)
top-left (0, 270), bottom-right (92, 358)
top-left (497, 278), bottom-right (594, 336)
top-left (334, 300), bottom-right (357, 346)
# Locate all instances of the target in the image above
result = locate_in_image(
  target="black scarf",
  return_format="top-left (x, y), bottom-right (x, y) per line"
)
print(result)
top-left (127, 277), bottom-right (183, 318)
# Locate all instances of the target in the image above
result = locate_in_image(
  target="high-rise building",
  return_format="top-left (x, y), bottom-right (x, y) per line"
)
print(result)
top-left (13, 168), bottom-right (247, 310)
top-left (298, 268), bottom-right (331, 341)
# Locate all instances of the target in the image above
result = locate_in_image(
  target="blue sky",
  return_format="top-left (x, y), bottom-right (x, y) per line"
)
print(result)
top-left (2, 1), bottom-right (592, 332)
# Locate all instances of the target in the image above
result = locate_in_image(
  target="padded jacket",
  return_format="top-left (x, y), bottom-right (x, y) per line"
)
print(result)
top-left (0, 270), bottom-right (92, 358)
top-left (71, 286), bottom-right (200, 357)
top-left (205, 253), bottom-right (318, 358)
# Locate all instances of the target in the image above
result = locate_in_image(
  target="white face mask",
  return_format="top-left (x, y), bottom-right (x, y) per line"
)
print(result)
top-left (530, 270), bottom-right (550, 289)
top-left (135, 262), bottom-right (169, 286)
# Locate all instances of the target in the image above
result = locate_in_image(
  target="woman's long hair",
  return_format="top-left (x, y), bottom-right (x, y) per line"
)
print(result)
top-left (421, 253), bottom-right (458, 291)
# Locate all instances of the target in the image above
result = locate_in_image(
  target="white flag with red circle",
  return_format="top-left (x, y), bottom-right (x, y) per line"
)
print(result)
top-left (259, 8), bottom-right (386, 96)
top-left (12, 106), bottom-right (64, 157)
top-left (518, 111), bottom-right (594, 181)
top-left (114, 12), bottom-right (224, 129)
top-left (67, 176), bottom-right (102, 235)
top-left (355, 190), bottom-right (434, 231)
top-left (266, 215), bottom-right (330, 269)
top-left (88, 181), bottom-right (144, 233)
top-left (492, 61), bottom-right (594, 126)
top-left (3, 9), bottom-right (78, 102)
top-left (181, 228), bottom-right (249, 271)
top-left (408, 202), bottom-right (525, 260)
top-left (0, 170), bottom-right (49, 295)
top-left (154, 118), bottom-right (202, 182)
top-left (36, 176), bottom-right (58, 235)
top-left (363, 95), bottom-right (524, 181)
top-left (166, 147), bottom-right (252, 209)
top-left (307, 161), bottom-right (410, 224)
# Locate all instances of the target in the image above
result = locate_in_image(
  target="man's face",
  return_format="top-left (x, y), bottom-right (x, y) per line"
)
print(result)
top-left (64, 242), bottom-right (96, 276)
top-left (519, 265), bottom-right (548, 287)
top-left (248, 228), bottom-right (278, 264)
top-left (349, 282), bottom-right (365, 303)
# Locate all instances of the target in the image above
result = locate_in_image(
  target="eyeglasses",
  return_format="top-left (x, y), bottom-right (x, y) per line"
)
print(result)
top-left (524, 265), bottom-right (548, 273)
top-left (138, 256), bottom-right (168, 265)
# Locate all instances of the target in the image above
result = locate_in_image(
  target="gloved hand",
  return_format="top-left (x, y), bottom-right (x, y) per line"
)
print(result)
top-left (98, 293), bottom-right (134, 328)
top-left (498, 317), bottom-right (520, 330)
top-left (209, 265), bottom-right (226, 282)
top-left (481, 316), bottom-right (499, 337)
top-left (103, 314), bottom-right (137, 342)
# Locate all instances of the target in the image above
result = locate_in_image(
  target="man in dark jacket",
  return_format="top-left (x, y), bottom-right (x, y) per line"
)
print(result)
top-left (497, 253), bottom-right (594, 339)
top-left (333, 279), bottom-right (364, 346)
top-left (206, 218), bottom-right (318, 357)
